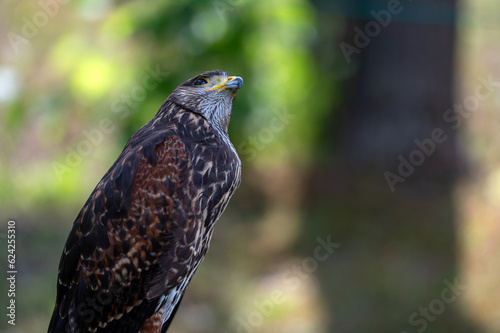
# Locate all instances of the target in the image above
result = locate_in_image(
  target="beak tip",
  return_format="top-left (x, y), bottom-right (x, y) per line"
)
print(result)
top-left (225, 76), bottom-right (243, 90)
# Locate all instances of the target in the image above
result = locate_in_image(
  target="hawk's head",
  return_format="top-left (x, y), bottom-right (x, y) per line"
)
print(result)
top-left (168, 70), bottom-right (243, 132)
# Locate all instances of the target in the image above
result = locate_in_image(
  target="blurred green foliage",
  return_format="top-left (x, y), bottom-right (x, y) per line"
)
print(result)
top-left (1, 0), bottom-right (333, 217)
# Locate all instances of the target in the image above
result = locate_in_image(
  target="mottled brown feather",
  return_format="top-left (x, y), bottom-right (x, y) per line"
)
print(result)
top-left (49, 100), bottom-right (240, 333)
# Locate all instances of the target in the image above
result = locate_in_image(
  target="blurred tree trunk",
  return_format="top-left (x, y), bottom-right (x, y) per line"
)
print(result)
top-left (307, 0), bottom-right (481, 332)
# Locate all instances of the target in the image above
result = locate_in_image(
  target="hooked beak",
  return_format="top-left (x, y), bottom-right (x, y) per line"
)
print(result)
top-left (204, 76), bottom-right (243, 93)
top-left (224, 76), bottom-right (243, 90)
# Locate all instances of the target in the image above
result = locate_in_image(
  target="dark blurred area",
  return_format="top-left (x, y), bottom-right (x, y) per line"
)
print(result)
top-left (1, 0), bottom-right (499, 332)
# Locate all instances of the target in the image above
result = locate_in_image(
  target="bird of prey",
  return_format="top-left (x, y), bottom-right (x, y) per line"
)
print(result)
top-left (48, 70), bottom-right (243, 333)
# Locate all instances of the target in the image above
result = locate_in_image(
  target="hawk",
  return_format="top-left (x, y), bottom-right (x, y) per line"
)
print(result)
top-left (48, 70), bottom-right (243, 333)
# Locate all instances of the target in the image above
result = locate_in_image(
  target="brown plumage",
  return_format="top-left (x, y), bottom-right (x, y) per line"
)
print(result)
top-left (48, 70), bottom-right (243, 333)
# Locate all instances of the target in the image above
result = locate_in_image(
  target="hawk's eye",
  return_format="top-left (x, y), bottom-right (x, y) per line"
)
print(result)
top-left (193, 78), bottom-right (209, 86)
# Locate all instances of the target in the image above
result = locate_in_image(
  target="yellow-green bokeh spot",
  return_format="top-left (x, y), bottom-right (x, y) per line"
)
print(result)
top-left (101, 7), bottom-right (135, 39)
top-left (49, 34), bottom-right (88, 75)
top-left (71, 55), bottom-right (118, 101)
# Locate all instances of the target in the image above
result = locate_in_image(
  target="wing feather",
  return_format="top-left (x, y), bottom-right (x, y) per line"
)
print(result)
top-left (49, 104), bottom-right (241, 333)
top-left (48, 132), bottom-right (202, 333)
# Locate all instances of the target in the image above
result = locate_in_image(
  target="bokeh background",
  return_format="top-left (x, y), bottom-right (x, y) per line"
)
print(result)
top-left (1, 0), bottom-right (500, 332)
